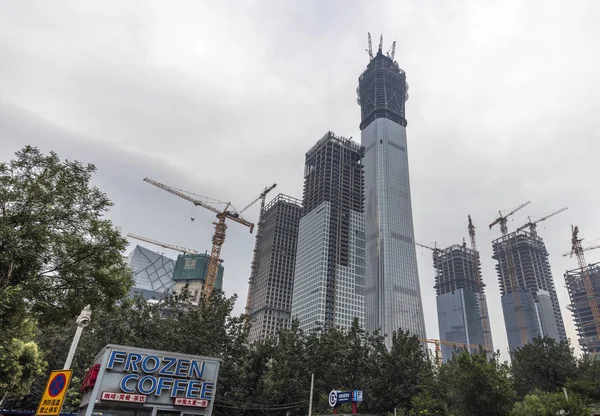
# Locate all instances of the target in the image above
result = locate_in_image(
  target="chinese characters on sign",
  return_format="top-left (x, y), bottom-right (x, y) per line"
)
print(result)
top-left (101, 392), bottom-right (147, 403)
top-left (35, 370), bottom-right (73, 416)
top-left (174, 398), bottom-right (209, 407)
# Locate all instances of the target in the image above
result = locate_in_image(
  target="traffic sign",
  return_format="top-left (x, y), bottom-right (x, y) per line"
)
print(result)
top-left (36, 370), bottom-right (73, 416)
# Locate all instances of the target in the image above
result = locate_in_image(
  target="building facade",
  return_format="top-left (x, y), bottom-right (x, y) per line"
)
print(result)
top-left (291, 131), bottom-right (366, 332)
top-left (565, 262), bottom-right (600, 355)
top-left (172, 253), bottom-right (224, 303)
top-left (433, 243), bottom-right (492, 362)
top-left (357, 40), bottom-right (427, 345)
top-left (127, 245), bottom-right (175, 300)
top-left (492, 230), bottom-right (567, 352)
top-left (246, 194), bottom-right (302, 344)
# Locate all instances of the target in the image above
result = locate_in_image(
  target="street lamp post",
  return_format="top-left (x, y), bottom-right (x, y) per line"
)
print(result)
top-left (63, 305), bottom-right (92, 370)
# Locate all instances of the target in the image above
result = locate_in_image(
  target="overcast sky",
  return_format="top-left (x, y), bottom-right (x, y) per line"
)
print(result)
top-left (1, 0), bottom-right (599, 359)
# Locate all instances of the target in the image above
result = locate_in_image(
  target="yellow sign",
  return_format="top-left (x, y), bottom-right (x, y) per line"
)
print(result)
top-left (35, 370), bottom-right (73, 416)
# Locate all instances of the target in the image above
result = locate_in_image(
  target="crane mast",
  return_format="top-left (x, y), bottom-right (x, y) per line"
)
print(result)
top-left (420, 338), bottom-right (483, 367)
top-left (144, 177), bottom-right (255, 299)
top-left (127, 233), bottom-right (198, 254)
top-left (468, 215), bottom-right (493, 353)
top-left (567, 226), bottom-right (600, 351)
top-left (489, 201), bottom-right (531, 347)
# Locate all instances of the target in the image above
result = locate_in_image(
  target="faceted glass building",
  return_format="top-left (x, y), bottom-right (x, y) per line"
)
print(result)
top-left (127, 245), bottom-right (175, 300)
top-left (357, 41), bottom-right (427, 345)
top-left (246, 194), bottom-right (302, 343)
top-left (564, 262), bottom-right (600, 355)
top-left (433, 244), bottom-right (492, 362)
top-left (492, 230), bottom-right (566, 352)
top-left (291, 132), bottom-right (366, 332)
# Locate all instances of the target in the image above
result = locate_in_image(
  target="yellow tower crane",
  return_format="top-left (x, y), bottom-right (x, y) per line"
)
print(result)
top-left (489, 201), bottom-right (531, 347)
top-left (516, 207), bottom-right (568, 236)
top-left (468, 215), bottom-right (493, 354)
top-left (127, 233), bottom-right (198, 254)
top-left (144, 177), bottom-right (256, 299)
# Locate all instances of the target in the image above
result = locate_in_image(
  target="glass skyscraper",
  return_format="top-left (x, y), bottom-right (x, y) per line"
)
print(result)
top-left (357, 39), bottom-right (427, 345)
top-left (291, 131), bottom-right (366, 332)
top-left (127, 245), bottom-right (175, 300)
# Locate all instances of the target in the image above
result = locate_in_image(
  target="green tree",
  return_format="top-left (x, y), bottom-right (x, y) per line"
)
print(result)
top-left (0, 146), bottom-right (133, 323)
top-left (511, 337), bottom-right (577, 397)
top-left (439, 350), bottom-right (516, 416)
top-left (511, 390), bottom-right (590, 416)
top-left (364, 330), bottom-right (436, 415)
top-left (566, 354), bottom-right (600, 405)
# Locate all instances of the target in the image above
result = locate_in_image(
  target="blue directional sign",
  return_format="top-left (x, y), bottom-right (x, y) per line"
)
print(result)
top-left (328, 390), bottom-right (363, 407)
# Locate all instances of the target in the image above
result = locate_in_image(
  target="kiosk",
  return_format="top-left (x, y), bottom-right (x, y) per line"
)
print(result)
top-left (78, 345), bottom-right (220, 416)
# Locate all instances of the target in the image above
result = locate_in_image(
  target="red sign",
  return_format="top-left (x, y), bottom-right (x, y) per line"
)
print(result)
top-left (80, 364), bottom-right (101, 393)
top-left (101, 392), bottom-right (147, 403)
top-left (174, 398), bottom-right (208, 407)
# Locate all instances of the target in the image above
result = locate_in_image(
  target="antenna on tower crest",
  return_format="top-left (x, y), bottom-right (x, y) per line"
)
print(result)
top-left (378, 34), bottom-right (383, 52)
top-left (366, 32), bottom-right (373, 60)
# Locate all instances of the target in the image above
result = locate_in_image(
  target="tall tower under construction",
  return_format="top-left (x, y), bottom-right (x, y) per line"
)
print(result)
top-left (565, 262), bottom-right (600, 355)
top-left (492, 230), bottom-right (567, 352)
top-left (246, 194), bottom-right (302, 343)
top-left (291, 131), bottom-right (366, 332)
top-left (433, 242), bottom-right (493, 362)
top-left (357, 34), bottom-right (426, 345)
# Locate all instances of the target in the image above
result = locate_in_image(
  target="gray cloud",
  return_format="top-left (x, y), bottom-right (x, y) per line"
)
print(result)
top-left (1, 0), bottom-right (599, 359)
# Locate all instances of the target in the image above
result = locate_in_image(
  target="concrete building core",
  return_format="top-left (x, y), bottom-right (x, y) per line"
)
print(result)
top-left (492, 230), bottom-right (566, 352)
top-left (291, 131), bottom-right (366, 332)
top-left (357, 40), bottom-right (427, 345)
top-left (564, 262), bottom-right (600, 355)
top-left (246, 193), bottom-right (302, 344)
top-left (172, 253), bottom-right (223, 304)
top-left (433, 243), bottom-right (492, 362)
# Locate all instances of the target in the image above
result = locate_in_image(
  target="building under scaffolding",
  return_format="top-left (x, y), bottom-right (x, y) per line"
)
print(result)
top-left (433, 243), bottom-right (491, 362)
top-left (492, 230), bottom-right (567, 352)
top-left (564, 262), bottom-right (600, 355)
top-left (246, 194), bottom-right (302, 344)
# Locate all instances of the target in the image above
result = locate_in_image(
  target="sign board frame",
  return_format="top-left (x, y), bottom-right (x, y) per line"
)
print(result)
top-left (35, 369), bottom-right (73, 416)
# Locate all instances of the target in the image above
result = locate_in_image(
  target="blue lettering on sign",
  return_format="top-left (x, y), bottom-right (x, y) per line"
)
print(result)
top-left (141, 356), bottom-right (160, 373)
top-left (105, 350), bottom-right (217, 402)
top-left (124, 353), bottom-right (142, 372)
top-left (119, 374), bottom-right (138, 393)
top-left (158, 357), bottom-right (177, 376)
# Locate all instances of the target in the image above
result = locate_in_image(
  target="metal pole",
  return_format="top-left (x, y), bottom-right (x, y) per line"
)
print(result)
top-left (308, 373), bottom-right (314, 416)
top-left (63, 305), bottom-right (92, 370)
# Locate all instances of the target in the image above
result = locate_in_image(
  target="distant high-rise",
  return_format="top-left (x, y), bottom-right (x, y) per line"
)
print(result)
top-left (492, 230), bottom-right (567, 352)
top-left (246, 194), bottom-right (302, 343)
top-left (357, 34), bottom-right (427, 345)
top-left (433, 243), bottom-right (492, 362)
top-left (127, 245), bottom-right (175, 300)
top-left (564, 262), bottom-right (600, 355)
top-left (291, 131), bottom-right (366, 332)
top-left (172, 253), bottom-right (224, 303)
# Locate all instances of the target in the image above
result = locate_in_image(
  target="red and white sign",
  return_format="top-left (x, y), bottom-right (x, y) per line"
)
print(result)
top-left (174, 398), bottom-right (208, 407)
top-left (101, 392), bottom-right (147, 403)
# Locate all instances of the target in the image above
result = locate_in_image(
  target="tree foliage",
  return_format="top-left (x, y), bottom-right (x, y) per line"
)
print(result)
top-left (511, 390), bottom-right (590, 416)
top-left (511, 337), bottom-right (578, 397)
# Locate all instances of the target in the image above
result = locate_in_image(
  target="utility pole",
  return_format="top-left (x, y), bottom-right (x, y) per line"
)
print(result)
top-left (308, 373), bottom-right (314, 416)
top-left (63, 305), bottom-right (92, 370)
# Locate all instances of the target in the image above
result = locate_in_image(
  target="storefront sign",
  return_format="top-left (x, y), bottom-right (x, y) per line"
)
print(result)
top-left (78, 345), bottom-right (221, 416)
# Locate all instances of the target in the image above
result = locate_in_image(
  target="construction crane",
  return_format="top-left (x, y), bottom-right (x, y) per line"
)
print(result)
top-left (143, 177), bottom-right (255, 299)
top-left (563, 226), bottom-right (600, 350)
top-left (387, 41), bottom-right (396, 61)
top-left (468, 215), bottom-right (493, 353)
top-left (366, 32), bottom-right (373, 60)
top-left (420, 339), bottom-right (484, 367)
top-left (416, 242), bottom-right (439, 253)
top-left (489, 201), bottom-right (531, 347)
top-left (127, 233), bottom-right (198, 254)
top-left (244, 184), bottom-right (278, 316)
top-left (516, 207), bottom-right (568, 237)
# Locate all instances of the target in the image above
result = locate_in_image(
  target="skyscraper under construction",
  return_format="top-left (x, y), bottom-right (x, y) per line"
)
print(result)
top-left (564, 261), bottom-right (600, 355)
top-left (432, 242), bottom-right (493, 362)
top-left (492, 229), bottom-right (567, 352)
top-left (357, 34), bottom-right (426, 345)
